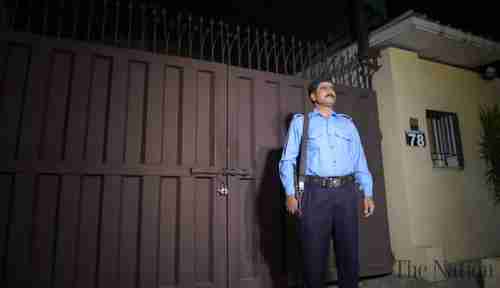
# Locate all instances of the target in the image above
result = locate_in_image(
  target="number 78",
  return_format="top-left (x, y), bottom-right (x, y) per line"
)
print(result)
top-left (409, 133), bottom-right (425, 147)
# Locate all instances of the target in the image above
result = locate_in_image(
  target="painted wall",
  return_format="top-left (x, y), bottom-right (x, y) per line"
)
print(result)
top-left (372, 47), bottom-right (500, 280)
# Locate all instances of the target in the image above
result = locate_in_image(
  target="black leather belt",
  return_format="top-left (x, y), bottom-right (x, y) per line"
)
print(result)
top-left (306, 174), bottom-right (355, 188)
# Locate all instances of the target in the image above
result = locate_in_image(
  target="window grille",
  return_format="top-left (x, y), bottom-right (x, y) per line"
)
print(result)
top-left (426, 110), bottom-right (464, 168)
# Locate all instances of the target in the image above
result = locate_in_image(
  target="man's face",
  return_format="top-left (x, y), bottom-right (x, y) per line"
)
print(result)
top-left (310, 81), bottom-right (336, 107)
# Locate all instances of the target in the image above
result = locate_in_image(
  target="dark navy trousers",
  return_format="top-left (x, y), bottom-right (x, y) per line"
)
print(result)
top-left (298, 180), bottom-right (360, 288)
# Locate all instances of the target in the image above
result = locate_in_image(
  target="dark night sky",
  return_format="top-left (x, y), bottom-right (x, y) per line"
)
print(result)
top-left (154, 0), bottom-right (500, 42)
top-left (387, 1), bottom-right (500, 41)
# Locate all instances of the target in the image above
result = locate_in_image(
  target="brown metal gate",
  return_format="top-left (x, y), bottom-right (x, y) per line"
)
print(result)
top-left (0, 31), bottom-right (392, 288)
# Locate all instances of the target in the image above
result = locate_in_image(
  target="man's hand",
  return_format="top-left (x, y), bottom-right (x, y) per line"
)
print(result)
top-left (286, 195), bottom-right (299, 215)
top-left (363, 197), bottom-right (375, 217)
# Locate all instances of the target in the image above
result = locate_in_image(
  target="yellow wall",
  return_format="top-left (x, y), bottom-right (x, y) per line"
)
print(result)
top-left (373, 47), bottom-right (500, 279)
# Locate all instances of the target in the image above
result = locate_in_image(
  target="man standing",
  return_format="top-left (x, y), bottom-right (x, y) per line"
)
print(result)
top-left (279, 79), bottom-right (375, 288)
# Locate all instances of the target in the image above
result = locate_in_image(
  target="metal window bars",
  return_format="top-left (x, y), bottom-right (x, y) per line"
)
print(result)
top-left (0, 0), bottom-right (379, 88)
top-left (426, 110), bottom-right (464, 168)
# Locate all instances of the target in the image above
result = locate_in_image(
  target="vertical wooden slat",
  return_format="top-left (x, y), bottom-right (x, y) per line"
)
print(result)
top-left (213, 65), bottom-right (227, 169)
top-left (17, 43), bottom-right (50, 161)
top-left (124, 61), bottom-right (147, 164)
top-left (31, 174), bottom-right (60, 288)
top-left (180, 62), bottom-right (196, 166)
top-left (162, 65), bottom-right (182, 166)
top-left (138, 176), bottom-right (160, 288)
top-left (40, 51), bottom-right (74, 161)
top-left (178, 177), bottom-right (195, 288)
top-left (6, 174), bottom-right (35, 287)
top-left (119, 176), bottom-right (141, 288)
top-left (144, 63), bottom-right (163, 164)
top-left (85, 55), bottom-right (113, 163)
top-left (0, 44), bottom-right (31, 162)
top-left (194, 65), bottom-right (227, 168)
top-left (280, 82), bottom-right (306, 137)
top-left (234, 76), bottom-right (254, 170)
top-left (213, 177), bottom-right (228, 288)
top-left (97, 175), bottom-right (121, 287)
top-left (64, 53), bottom-right (92, 161)
top-left (0, 174), bottom-right (14, 282)
top-left (196, 71), bottom-right (214, 166)
top-left (254, 76), bottom-right (281, 174)
top-left (53, 175), bottom-right (81, 288)
top-left (74, 176), bottom-right (102, 288)
top-left (159, 177), bottom-right (179, 286)
top-left (106, 55), bottom-right (127, 164)
top-left (194, 178), bottom-right (213, 283)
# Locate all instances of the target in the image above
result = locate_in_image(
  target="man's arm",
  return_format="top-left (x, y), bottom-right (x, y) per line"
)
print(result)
top-left (350, 122), bottom-right (373, 198)
top-left (279, 114), bottom-right (303, 196)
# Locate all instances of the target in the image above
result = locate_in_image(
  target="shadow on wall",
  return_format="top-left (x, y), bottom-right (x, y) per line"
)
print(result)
top-left (256, 113), bottom-right (305, 288)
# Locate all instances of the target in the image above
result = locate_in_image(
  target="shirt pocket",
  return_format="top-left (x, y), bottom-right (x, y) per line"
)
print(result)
top-left (334, 130), bottom-right (353, 156)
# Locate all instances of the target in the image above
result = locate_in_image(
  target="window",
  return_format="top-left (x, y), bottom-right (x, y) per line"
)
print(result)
top-left (426, 110), bottom-right (464, 169)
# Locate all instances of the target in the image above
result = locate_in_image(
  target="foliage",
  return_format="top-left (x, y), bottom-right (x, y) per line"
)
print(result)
top-left (479, 104), bottom-right (500, 205)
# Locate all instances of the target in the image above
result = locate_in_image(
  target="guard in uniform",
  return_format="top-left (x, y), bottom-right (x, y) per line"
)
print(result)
top-left (279, 79), bottom-right (375, 288)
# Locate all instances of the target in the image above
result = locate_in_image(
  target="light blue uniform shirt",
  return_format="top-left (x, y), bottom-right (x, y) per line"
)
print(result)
top-left (279, 108), bottom-right (373, 197)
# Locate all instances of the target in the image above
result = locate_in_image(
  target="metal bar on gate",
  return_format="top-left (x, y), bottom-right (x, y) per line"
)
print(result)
top-left (87, 0), bottom-right (95, 41)
top-left (246, 26), bottom-right (251, 69)
top-left (152, 7), bottom-right (158, 52)
top-left (187, 15), bottom-right (193, 57)
top-left (199, 17), bottom-right (205, 59)
top-left (101, 0), bottom-right (109, 42)
top-left (127, 1), bottom-right (133, 48)
top-left (57, 0), bottom-right (65, 38)
top-left (26, 0), bottom-right (33, 32)
top-left (12, 0), bottom-right (20, 30)
top-left (162, 8), bottom-right (168, 54)
top-left (72, 0), bottom-right (81, 39)
top-left (42, 0), bottom-right (50, 35)
top-left (209, 18), bottom-right (215, 61)
top-left (114, 0), bottom-right (120, 44)
top-left (140, 3), bottom-right (146, 49)
top-left (219, 21), bottom-right (225, 63)
top-left (177, 13), bottom-right (183, 56)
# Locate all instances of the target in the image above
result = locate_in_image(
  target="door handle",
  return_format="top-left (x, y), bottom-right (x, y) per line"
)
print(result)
top-left (222, 168), bottom-right (250, 177)
top-left (190, 167), bottom-right (252, 177)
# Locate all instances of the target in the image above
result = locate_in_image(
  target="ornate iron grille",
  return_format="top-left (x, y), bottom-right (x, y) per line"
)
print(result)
top-left (0, 0), bottom-right (379, 87)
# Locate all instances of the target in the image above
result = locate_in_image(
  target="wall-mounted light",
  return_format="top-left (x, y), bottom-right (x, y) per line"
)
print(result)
top-left (481, 66), bottom-right (497, 80)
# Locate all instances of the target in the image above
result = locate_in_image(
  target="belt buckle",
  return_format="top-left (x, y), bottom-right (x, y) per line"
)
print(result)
top-left (332, 178), bottom-right (340, 188)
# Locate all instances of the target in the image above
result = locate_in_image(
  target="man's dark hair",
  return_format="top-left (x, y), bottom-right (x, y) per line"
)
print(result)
top-left (307, 78), bottom-right (333, 96)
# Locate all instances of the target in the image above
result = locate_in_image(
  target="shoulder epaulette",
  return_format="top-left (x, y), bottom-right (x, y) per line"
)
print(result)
top-left (337, 113), bottom-right (352, 120)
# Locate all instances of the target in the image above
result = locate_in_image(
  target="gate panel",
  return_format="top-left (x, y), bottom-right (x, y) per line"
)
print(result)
top-left (227, 67), bottom-right (308, 288)
top-left (0, 33), bottom-right (228, 288)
